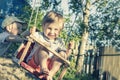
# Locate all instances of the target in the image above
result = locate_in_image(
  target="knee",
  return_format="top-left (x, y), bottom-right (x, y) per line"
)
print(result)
top-left (38, 50), bottom-right (49, 58)
top-left (53, 51), bottom-right (67, 63)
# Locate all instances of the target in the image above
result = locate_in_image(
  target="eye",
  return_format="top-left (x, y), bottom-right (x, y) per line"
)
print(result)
top-left (47, 27), bottom-right (51, 30)
top-left (55, 28), bottom-right (58, 31)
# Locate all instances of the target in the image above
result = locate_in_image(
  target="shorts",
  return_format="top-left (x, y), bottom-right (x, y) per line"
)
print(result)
top-left (28, 55), bottom-right (53, 72)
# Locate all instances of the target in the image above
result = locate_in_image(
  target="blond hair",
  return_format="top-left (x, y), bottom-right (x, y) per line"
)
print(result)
top-left (42, 11), bottom-right (64, 29)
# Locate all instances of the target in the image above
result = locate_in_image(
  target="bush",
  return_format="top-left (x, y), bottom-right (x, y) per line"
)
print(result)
top-left (53, 67), bottom-right (97, 80)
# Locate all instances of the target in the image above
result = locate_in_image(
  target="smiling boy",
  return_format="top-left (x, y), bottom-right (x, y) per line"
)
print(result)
top-left (27, 11), bottom-right (70, 80)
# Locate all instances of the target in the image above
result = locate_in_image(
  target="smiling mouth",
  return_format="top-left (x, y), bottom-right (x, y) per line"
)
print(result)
top-left (48, 33), bottom-right (55, 36)
top-left (49, 35), bottom-right (55, 36)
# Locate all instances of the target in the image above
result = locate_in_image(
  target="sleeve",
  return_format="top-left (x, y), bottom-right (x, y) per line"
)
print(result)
top-left (5, 35), bottom-right (26, 42)
top-left (0, 32), bottom-right (10, 43)
top-left (58, 38), bottom-right (66, 53)
top-left (32, 32), bottom-right (43, 40)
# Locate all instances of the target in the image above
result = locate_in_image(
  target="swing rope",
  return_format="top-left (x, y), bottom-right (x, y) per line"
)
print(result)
top-left (34, 6), bottom-right (39, 27)
top-left (27, 0), bottom-right (36, 30)
top-left (27, 0), bottom-right (40, 30)
top-left (17, 0), bottom-right (40, 64)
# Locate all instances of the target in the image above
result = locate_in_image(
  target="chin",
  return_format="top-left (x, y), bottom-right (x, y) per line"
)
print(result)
top-left (49, 38), bottom-right (55, 40)
top-left (47, 37), bottom-right (55, 40)
top-left (12, 33), bottom-right (17, 35)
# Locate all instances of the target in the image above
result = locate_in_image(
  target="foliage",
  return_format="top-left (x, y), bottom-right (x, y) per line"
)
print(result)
top-left (41, 0), bottom-right (51, 10)
top-left (28, 10), bottom-right (44, 31)
top-left (53, 56), bottom-right (97, 80)
top-left (89, 0), bottom-right (120, 47)
top-left (54, 68), bottom-right (97, 80)
top-left (19, 5), bottom-right (31, 23)
top-left (69, 0), bottom-right (83, 13)
top-left (19, 3), bottom-right (45, 31)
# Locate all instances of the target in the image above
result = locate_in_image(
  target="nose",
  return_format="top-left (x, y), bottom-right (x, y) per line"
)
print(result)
top-left (50, 29), bottom-right (54, 34)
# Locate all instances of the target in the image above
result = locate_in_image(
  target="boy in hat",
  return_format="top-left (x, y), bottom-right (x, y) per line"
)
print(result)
top-left (0, 16), bottom-right (26, 56)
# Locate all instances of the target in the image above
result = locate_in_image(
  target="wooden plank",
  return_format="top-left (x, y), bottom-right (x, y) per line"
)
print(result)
top-left (18, 37), bottom-right (33, 64)
top-left (18, 27), bottom-right (36, 64)
top-left (14, 43), bottom-right (25, 57)
top-left (101, 46), bottom-right (120, 80)
top-left (29, 34), bottom-right (70, 66)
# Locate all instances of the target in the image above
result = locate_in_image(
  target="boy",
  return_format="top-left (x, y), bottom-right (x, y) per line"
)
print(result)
top-left (27, 11), bottom-right (73, 80)
top-left (0, 16), bottom-right (26, 56)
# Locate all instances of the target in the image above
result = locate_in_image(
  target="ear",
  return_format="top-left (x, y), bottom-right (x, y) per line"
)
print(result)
top-left (42, 24), bottom-right (46, 30)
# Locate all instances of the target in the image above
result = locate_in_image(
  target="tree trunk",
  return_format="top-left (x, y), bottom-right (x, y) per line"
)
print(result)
top-left (76, 1), bottom-right (90, 72)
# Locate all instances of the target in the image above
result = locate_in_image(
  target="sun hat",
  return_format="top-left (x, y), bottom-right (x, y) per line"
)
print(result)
top-left (1, 16), bottom-right (25, 29)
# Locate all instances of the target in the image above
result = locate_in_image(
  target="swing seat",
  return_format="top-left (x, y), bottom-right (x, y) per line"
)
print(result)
top-left (13, 36), bottom-right (71, 80)
top-left (14, 42), bottom-right (51, 79)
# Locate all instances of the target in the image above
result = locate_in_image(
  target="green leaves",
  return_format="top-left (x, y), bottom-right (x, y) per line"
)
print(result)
top-left (89, 0), bottom-right (120, 47)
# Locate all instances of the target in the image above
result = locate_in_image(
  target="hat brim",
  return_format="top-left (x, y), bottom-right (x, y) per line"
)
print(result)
top-left (2, 16), bottom-right (26, 28)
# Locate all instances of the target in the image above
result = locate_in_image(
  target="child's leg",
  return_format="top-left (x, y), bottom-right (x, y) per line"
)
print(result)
top-left (49, 51), bottom-right (66, 77)
top-left (34, 48), bottom-right (49, 73)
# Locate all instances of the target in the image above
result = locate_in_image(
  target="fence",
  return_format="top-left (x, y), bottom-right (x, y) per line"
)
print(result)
top-left (83, 46), bottom-right (120, 80)
top-left (99, 46), bottom-right (120, 80)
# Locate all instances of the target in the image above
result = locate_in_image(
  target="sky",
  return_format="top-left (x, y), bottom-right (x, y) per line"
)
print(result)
top-left (29, 0), bottom-right (69, 14)
top-left (61, 0), bottom-right (69, 14)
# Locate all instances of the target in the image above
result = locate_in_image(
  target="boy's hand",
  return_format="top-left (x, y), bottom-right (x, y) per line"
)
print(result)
top-left (21, 27), bottom-right (36, 37)
top-left (68, 40), bottom-right (74, 49)
top-left (30, 26), bottom-right (36, 34)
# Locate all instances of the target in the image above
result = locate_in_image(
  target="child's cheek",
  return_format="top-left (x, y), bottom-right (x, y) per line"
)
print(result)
top-left (12, 29), bottom-right (18, 35)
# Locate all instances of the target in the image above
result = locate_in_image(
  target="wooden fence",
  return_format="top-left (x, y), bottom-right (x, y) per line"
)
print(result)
top-left (100, 46), bottom-right (120, 80)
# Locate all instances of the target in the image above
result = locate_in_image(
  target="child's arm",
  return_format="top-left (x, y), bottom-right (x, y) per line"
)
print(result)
top-left (66, 40), bottom-right (74, 57)
top-left (21, 30), bottom-right (30, 37)
top-left (21, 27), bottom-right (36, 37)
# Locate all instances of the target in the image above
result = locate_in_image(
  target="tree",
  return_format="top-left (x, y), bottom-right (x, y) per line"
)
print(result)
top-left (71, 0), bottom-right (120, 73)
top-left (76, 0), bottom-right (90, 72)
top-left (69, 0), bottom-right (91, 72)
top-left (89, 0), bottom-right (120, 47)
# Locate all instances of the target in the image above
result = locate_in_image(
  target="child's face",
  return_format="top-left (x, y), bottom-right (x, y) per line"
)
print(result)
top-left (6, 22), bottom-right (23, 35)
top-left (43, 23), bottom-right (61, 40)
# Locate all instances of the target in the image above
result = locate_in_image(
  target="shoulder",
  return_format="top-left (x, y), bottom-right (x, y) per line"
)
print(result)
top-left (56, 38), bottom-right (65, 44)
top-left (0, 32), bottom-right (10, 36)
top-left (32, 32), bottom-right (45, 41)
top-left (0, 32), bottom-right (10, 42)
top-left (33, 32), bottom-right (43, 37)
top-left (56, 38), bottom-right (66, 51)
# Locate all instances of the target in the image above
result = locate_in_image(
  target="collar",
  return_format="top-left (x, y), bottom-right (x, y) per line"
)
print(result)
top-left (42, 32), bottom-right (58, 44)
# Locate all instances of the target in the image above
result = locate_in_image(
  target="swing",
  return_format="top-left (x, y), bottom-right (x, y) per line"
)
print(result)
top-left (13, 34), bottom-right (71, 79)
top-left (13, 0), bottom-right (72, 80)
